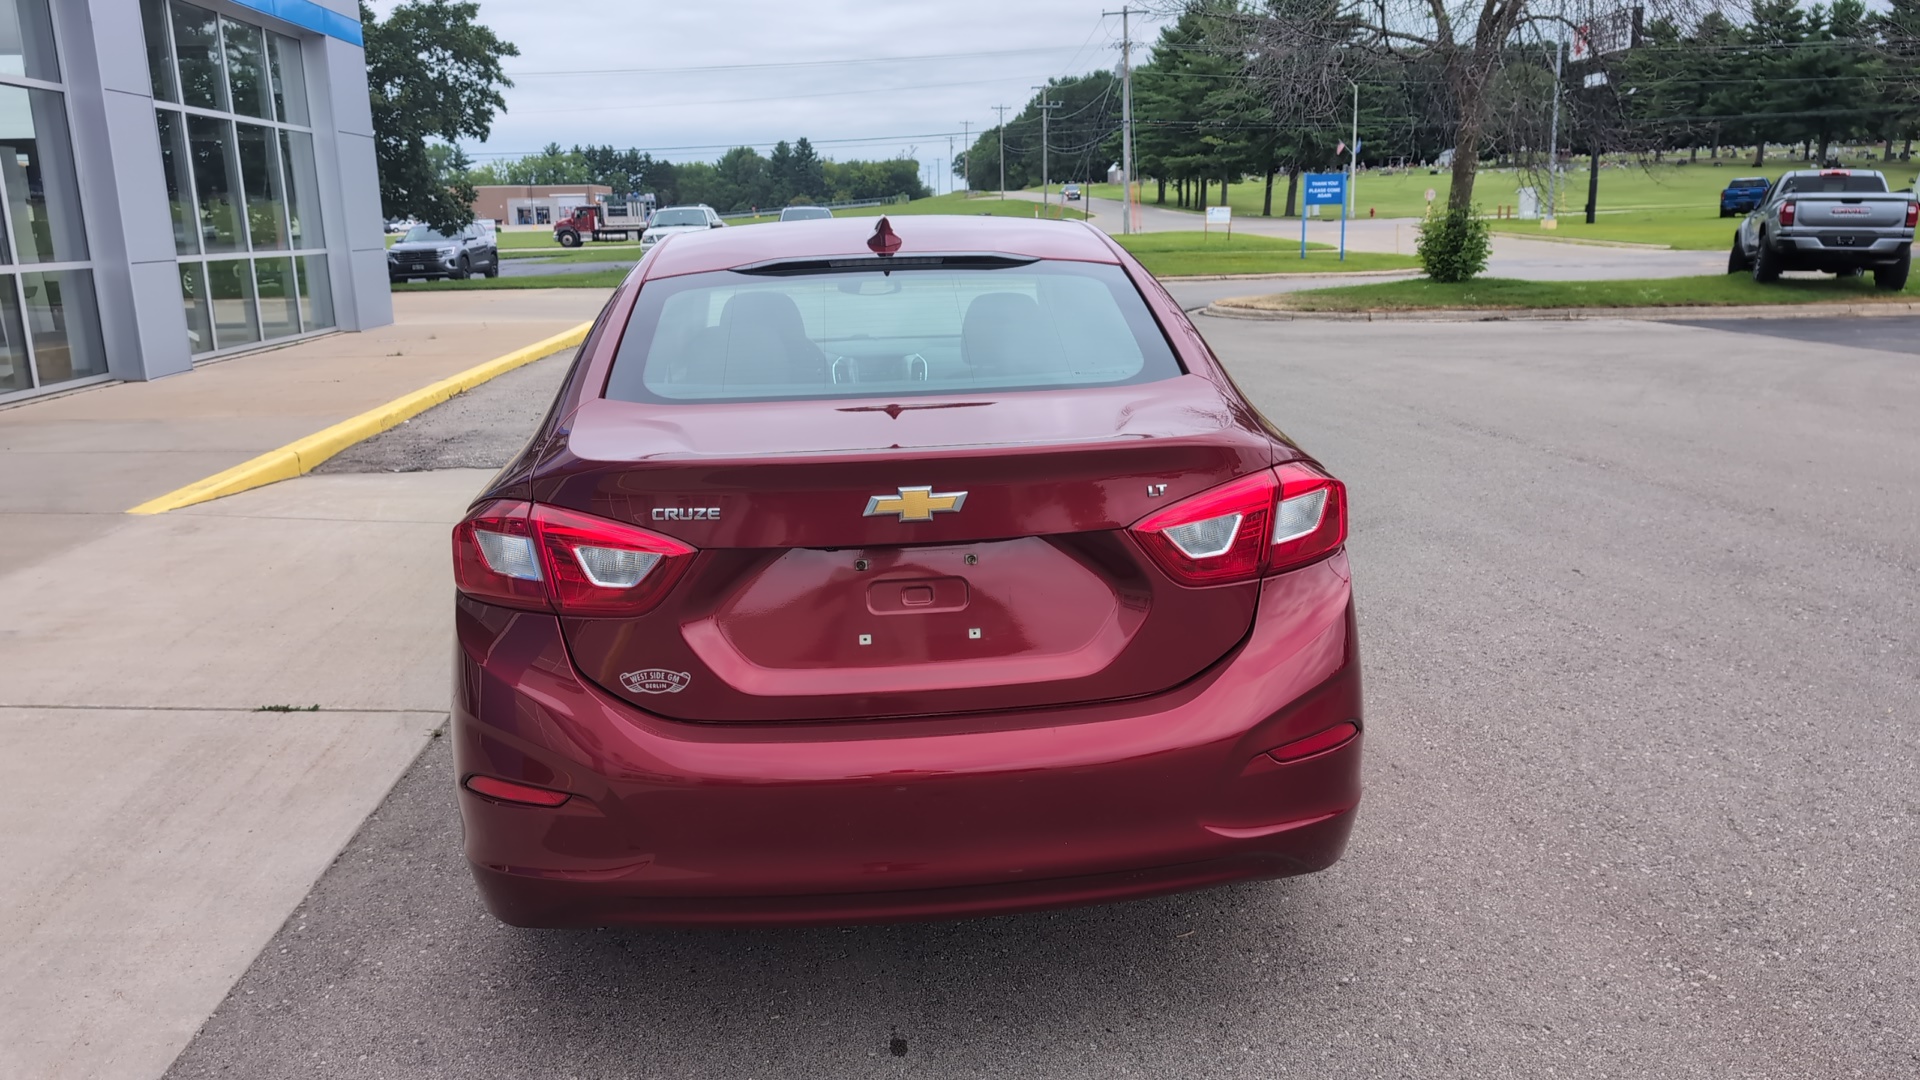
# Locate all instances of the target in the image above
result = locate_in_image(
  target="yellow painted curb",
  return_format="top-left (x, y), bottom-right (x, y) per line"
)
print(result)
top-left (127, 321), bottom-right (592, 515)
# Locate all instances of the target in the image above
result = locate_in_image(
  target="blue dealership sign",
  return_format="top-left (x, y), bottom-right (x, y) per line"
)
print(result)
top-left (1303, 173), bottom-right (1347, 206)
top-left (1300, 173), bottom-right (1349, 261)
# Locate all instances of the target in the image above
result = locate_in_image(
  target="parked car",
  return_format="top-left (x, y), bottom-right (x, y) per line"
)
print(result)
top-left (640, 205), bottom-right (725, 247)
top-left (388, 222), bottom-right (499, 282)
top-left (1063, 183), bottom-right (1083, 202)
top-left (449, 215), bottom-right (1361, 927)
top-left (779, 205), bottom-right (833, 221)
top-left (1718, 176), bottom-right (1770, 217)
top-left (1728, 169), bottom-right (1916, 289)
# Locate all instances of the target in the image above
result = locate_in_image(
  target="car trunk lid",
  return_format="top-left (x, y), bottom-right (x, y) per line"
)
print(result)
top-left (539, 375), bottom-right (1274, 722)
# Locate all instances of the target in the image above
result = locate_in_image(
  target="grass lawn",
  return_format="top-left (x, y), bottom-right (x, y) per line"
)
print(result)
top-left (1085, 155), bottom-right (1920, 251)
top-left (498, 247), bottom-right (641, 264)
top-left (1230, 273), bottom-right (1917, 313)
top-left (1114, 232), bottom-right (1419, 277)
top-left (392, 271), bottom-right (626, 292)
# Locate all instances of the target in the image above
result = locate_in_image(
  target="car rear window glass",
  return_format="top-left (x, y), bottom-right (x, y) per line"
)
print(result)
top-left (402, 226), bottom-right (451, 242)
top-left (652, 209), bottom-right (708, 227)
top-left (1778, 175), bottom-right (1888, 194)
top-left (1732, 177), bottom-right (1767, 186)
top-left (605, 260), bottom-right (1183, 404)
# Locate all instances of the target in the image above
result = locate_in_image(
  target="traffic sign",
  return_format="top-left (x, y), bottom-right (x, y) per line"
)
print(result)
top-left (1425, 188), bottom-right (1437, 202)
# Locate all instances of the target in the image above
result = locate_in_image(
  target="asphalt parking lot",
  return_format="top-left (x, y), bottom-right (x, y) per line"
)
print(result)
top-left (166, 314), bottom-right (1920, 1079)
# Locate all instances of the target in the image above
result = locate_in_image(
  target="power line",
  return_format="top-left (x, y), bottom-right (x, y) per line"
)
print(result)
top-left (507, 46), bottom-right (1087, 78)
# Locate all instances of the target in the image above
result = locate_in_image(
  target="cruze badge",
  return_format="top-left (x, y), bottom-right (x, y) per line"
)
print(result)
top-left (864, 486), bottom-right (967, 522)
top-left (652, 507), bottom-right (720, 521)
top-left (620, 669), bottom-right (691, 694)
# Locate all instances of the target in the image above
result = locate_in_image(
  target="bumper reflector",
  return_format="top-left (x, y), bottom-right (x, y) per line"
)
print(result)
top-left (1267, 721), bottom-right (1359, 764)
top-left (464, 775), bottom-right (571, 807)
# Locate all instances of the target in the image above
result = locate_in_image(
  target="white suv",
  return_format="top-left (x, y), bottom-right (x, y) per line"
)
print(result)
top-left (641, 205), bottom-right (725, 247)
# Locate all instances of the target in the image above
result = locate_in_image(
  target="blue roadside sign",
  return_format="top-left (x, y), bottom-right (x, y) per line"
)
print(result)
top-left (1301, 172), bottom-right (1349, 262)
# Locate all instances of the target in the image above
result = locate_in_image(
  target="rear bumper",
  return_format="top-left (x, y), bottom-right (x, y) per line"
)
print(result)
top-left (453, 554), bottom-right (1363, 927)
top-left (1771, 233), bottom-right (1912, 268)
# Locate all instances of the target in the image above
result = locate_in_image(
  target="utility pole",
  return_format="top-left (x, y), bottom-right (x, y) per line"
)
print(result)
top-left (1347, 79), bottom-right (1358, 223)
top-left (960, 120), bottom-right (970, 195)
top-left (947, 135), bottom-right (954, 196)
top-left (993, 104), bottom-right (1010, 198)
top-left (1033, 85), bottom-right (1059, 215)
top-left (1105, 6), bottom-right (1142, 234)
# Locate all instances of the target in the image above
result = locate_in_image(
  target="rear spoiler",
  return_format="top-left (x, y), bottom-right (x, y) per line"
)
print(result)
top-left (729, 252), bottom-right (1040, 276)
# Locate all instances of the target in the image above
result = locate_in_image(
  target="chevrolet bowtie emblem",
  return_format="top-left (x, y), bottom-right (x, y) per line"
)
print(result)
top-left (864, 486), bottom-right (967, 522)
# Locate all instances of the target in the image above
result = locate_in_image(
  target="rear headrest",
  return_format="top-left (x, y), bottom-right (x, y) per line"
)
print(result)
top-left (962, 292), bottom-right (1059, 375)
top-left (710, 290), bottom-right (825, 386)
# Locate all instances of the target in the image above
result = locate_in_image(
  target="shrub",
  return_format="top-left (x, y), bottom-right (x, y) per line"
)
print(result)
top-left (1416, 208), bottom-right (1492, 283)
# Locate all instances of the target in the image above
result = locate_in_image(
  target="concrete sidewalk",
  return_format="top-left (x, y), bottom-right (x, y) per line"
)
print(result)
top-left (0, 289), bottom-right (609, 1080)
top-left (0, 289), bottom-right (609, 575)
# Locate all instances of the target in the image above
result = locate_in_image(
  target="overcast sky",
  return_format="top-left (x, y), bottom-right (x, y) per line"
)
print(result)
top-left (367, 1), bottom-right (1163, 182)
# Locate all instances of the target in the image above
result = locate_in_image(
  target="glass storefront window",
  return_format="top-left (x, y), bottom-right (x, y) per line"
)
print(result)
top-left (221, 17), bottom-right (271, 120)
top-left (20, 271), bottom-right (107, 385)
top-left (206, 258), bottom-right (258, 348)
top-left (179, 262), bottom-right (212, 355)
top-left (236, 122), bottom-right (289, 250)
top-left (0, 0), bottom-right (107, 399)
top-left (155, 111), bottom-right (197, 255)
top-left (185, 114), bottom-right (244, 254)
top-left (141, 0), bottom-right (177, 102)
top-left (267, 33), bottom-right (308, 125)
top-left (280, 130), bottom-right (323, 248)
top-left (0, 278), bottom-right (26, 393)
top-left (139, 1), bottom-right (336, 363)
top-left (170, 2), bottom-right (226, 112)
top-left (297, 255), bottom-right (333, 331)
top-left (0, 0), bottom-right (57, 82)
top-left (254, 257), bottom-right (298, 339)
top-left (0, 85), bottom-right (91, 264)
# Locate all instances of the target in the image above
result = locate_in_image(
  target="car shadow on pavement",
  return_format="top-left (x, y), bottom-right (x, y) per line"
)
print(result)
top-left (163, 731), bottom-right (1361, 1079)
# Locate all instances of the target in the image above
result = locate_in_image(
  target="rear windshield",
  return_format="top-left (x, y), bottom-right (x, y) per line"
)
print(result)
top-left (402, 226), bottom-right (452, 242)
top-left (1731, 177), bottom-right (1767, 187)
top-left (781, 207), bottom-right (832, 220)
top-left (652, 209), bottom-right (708, 227)
top-left (605, 261), bottom-right (1183, 404)
top-left (1778, 174), bottom-right (1888, 194)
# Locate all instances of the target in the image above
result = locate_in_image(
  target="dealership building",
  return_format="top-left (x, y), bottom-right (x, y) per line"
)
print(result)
top-left (0, 0), bottom-right (388, 404)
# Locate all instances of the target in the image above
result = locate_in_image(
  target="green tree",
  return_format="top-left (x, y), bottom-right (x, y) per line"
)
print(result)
top-left (361, 0), bottom-right (518, 232)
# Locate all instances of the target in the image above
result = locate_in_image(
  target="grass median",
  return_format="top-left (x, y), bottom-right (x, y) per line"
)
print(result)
top-left (1114, 232), bottom-right (1419, 277)
top-left (1222, 272), bottom-right (1919, 313)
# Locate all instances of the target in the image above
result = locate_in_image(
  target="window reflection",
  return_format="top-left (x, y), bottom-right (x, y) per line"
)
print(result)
top-left (236, 121), bottom-right (289, 250)
top-left (0, 85), bottom-right (92, 264)
top-left (0, 280), bottom-right (27, 394)
top-left (281, 130), bottom-right (323, 248)
top-left (256, 257), bottom-right (298, 338)
top-left (156, 111), bottom-right (198, 255)
top-left (186, 114), bottom-right (245, 254)
top-left (179, 262), bottom-right (212, 355)
top-left (141, 0), bottom-right (178, 102)
top-left (297, 255), bottom-right (333, 330)
top-left (221, 17), bottom-right (271, 120)
top-left (20, 271), bottom-right (108, 384)
top-left (267, 33), bottom-right (308, 125)
top-left (0, 0), bottom-right (58, 82)
top-left (171, 2), bottom-right (227, 111)
top-left (206, 258), bottom-right (258, 348)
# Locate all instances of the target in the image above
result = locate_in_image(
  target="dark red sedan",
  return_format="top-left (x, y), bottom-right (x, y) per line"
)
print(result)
top-left (450, 215), bottom-right (1361, 927)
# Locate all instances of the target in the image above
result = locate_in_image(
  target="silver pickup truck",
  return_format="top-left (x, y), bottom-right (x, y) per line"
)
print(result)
top-left (1728, 169), bottom-right (1916, 290)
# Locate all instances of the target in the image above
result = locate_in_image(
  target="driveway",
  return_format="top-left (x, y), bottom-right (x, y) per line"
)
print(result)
top-left (159, 314), bottom-right (1920, 1079)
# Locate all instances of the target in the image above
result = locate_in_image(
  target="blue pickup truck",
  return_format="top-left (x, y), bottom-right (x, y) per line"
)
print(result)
top-left (1719, 176), bottom-right (1770, 217)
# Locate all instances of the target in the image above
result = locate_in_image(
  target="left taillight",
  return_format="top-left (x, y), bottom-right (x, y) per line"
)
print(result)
top-left (1905, 201), bottom-right (1917, 228)
top-left (1130, 462), bottom-right (1348, 586)
top-left (452, 501), bottom-right (696, 616)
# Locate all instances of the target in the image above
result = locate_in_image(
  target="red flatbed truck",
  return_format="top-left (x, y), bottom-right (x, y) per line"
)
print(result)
top-left (553, 198), bottom-right (653, 247)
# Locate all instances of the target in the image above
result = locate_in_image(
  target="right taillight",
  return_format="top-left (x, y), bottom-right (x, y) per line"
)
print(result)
top-left (1131, 462), bottom-right (1347, 585)
top-left (1905, 201), bottom-right (1917, 228)
top-left (1270, 462), bottom-right (1347, 574)
top-left (452, 501), bottom-right (696, 616)
top-left (1779, 201), bottom-right (1797, 226)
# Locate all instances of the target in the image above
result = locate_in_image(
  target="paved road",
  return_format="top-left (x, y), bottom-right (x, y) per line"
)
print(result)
top-left (167, 315), bottom-right (1920, 1078)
